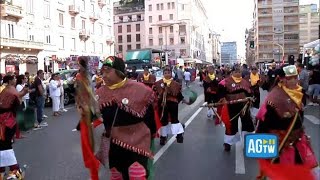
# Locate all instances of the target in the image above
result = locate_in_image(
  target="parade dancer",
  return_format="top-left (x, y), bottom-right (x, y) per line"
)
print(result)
top-left (218, 65), bottom-right (254, 151)
top-left (74, 56), bottom-right (101, 180)
top-left (0, 75), bottom-right (29, 180)
top-left (96, 56), bottom-right (160, 180)
top-left (137, 66), bottom-right (156, 88)
top-left (255, 65), bottom-right (319, 180)
top-left (154, 67), bottom-right (185, 146)
top-left (203, 66), bottom-right (220, 119)
top-left (249, 66), bottom-right (262, 109)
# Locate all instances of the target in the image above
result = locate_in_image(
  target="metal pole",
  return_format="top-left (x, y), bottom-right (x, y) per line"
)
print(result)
top-left (278, 36), bottom-right (280, 63)
top-left (274, 43), bottom-right (284, 63)
top-left (165, 26), bottom-right (168, 66)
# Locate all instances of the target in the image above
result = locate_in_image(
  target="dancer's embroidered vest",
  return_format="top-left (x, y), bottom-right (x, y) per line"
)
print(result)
top-left (224, 77), bottom-right (251, 101)
top-left (96, 80), bottom-right (155, 158)
top-left (203, 75), bottom-right (220, 94)
top-left (154, 79), bottom-right (181, 103)
top-left (137, 73), bottom-right (156, 88)
top-left (265, 86), bottom-right (318, 168)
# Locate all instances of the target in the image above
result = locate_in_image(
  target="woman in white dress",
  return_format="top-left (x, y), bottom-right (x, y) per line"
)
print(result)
top-left (49, 73), bottom-right (61, 116)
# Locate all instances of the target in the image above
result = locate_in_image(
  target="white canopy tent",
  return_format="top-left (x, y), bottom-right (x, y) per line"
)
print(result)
top-left (302, 39), bottom-right (320, 64)
top-left (303, 39), bottom-right (320, 48)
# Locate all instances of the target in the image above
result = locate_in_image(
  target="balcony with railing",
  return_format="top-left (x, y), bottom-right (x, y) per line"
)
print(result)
top-left (114, 5), bottom-right (144, 15)
top-left (259, 22), bottom-right (273, 26)
top-left (79, 29), bottom-right (90, 41)
top-left (284, 48), bottom-right (299, 52)
top-left (258, 27), bottom-right (273, 34)
top-left (311, 18), bottom-right (319, 23)
top-left (114, 17), bottom-right (144, 24)
top-left (258, 9), bottom-right (272, 17)
top-left (0, 3), bottom-right (24, 20)
top-left (89, 12), bottom-right (100, 22)
top-left (283, 0), bottom-right (299, 7)
top-left (284, 20), bottom-right (298, 25)
top-left (259, 48), bottom-right (273, 53)
top-left (257, 1), bottom-right (272, 7)
top-left (284, 7), bottom-right (299, 15)
top-left (69, 5), bottom-right (80, 15)
top-left (0, 37), bottom-right (44, 50)
top-left (258, 17), bottom-right (273, 26)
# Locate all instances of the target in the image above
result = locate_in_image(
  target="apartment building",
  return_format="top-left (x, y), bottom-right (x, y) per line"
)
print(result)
top-left (299, 4), bottom-right (319, 49)
top-left (245, 28), bottom-right (255, 65)
top-left (113, 0), bottom-right (145, 59)
top-left (0, 0), bottom-right (114, 74)
top-left (253, 0), bottom-right (300, 63)
top-left (144, 0), bottom-right (212, 65)
top-left (221, 41), bottom-right (237, 65)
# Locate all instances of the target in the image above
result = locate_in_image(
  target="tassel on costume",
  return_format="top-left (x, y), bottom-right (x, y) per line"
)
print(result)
top-left (221, 104), bottom-right (231, 134)
top-left (153, 108), bottom-right (162, 138)
top-left (215, 105), bottom-right (222, 126)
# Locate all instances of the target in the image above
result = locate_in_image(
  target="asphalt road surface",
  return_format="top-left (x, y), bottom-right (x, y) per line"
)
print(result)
top-left (13, 80), bottom-right (320, 180)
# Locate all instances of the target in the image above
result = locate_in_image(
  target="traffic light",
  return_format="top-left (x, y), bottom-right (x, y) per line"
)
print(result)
top-left (249, 41), bottom-right (254, 49)
top-left (161, 55), bottom-right (165, 61)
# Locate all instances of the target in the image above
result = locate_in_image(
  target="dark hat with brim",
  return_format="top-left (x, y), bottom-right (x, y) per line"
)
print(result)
top-left (102, 56), bottom-right (125, 74)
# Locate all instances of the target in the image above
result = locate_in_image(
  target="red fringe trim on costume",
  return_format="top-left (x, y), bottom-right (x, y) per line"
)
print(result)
top-left (112, 138), bottom-right (154, 159)
top-left (100, 95), bottom-right (154, 119)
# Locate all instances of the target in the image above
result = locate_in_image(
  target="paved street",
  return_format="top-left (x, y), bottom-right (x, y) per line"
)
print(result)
top-left (13, 80), bottom-right (319, 180)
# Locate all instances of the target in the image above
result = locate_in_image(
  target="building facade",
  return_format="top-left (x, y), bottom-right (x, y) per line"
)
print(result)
top-left (221, 41), bottom-right (237, 65)
top-left (253, 0), bottom-right (300, 63)
top-left (208, 31), bottom-right (221, 65)
top-left (299, 4), bottom-right (319, 49)
top-left (0, 0), bottom-right (114, 74)
top-left (113, 0), bottom-right (145, 59)
top-left (143, 0), bottom-right (212, 65)
top-left (245, 28), bottom-right (255, 65)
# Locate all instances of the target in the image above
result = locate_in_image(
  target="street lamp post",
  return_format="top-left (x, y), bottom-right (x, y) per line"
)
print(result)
top-left (151, 20), bottom-right (186, 67)
top-left (273, 31), bottom-right (284, 63)
top-left (274, 43), bottom-right (284, 64)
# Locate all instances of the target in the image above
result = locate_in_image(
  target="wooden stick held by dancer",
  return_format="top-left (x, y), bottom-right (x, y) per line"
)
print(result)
top-left (201, 97), bottom-right (255, 107)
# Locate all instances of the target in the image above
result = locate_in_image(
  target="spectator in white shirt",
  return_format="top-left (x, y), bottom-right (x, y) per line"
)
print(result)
top-left (57, 73), bottom-right (67, 112)
top-left (184, 69), bottom-right (192, 87)
top-left (49, 73), bottom-right (62, 116)
top-left (16, 75), bottom-right (29, 109)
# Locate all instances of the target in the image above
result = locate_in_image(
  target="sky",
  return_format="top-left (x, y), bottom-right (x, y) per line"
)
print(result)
top-left (205, 0), bottom-right (320, 58)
